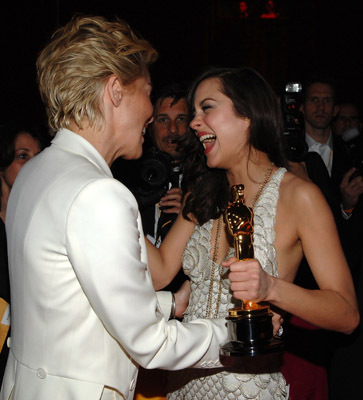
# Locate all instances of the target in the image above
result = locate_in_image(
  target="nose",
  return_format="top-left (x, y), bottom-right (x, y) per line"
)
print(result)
top-left (190, 114), bottom-right (201, 131)
top-left (316, 100), bottom-right (324, 111)
top-left (168, 119), bottom-right (177, 133)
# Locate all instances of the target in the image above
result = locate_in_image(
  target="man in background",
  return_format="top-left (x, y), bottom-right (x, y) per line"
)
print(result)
top-left (112, 82), bottom-right (189, 292)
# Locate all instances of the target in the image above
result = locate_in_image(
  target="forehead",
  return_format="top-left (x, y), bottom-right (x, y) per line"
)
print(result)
top-left (306, 82), bottom-right (334, 97)
top-left (15, 132), bottom-right (40, 148)
top-left (194, 78), bottom-right (222, 100)
top-left (154, 97), bottom-right (188, 114)
top-left (128, 74), bottom-right (151, 92)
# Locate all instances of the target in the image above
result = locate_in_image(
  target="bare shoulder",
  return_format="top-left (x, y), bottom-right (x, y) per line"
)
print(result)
top-left (278, 170), bottom-right (327, 213)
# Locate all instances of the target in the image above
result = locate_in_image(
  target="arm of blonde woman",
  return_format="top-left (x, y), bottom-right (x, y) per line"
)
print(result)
top-left (146, 209), bottom-right (195, 290)
top-left (226, 176), bottom-right (359, 334)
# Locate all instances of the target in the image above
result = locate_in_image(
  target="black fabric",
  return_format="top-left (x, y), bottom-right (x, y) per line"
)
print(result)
top-left (111, 157), bottom-right (188, 292)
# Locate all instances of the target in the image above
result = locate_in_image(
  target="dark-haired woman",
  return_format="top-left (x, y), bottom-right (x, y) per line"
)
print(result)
top-left (0, 123), bottom-right (42, 384)
top-left (147, 67), bottom-right (359, 399)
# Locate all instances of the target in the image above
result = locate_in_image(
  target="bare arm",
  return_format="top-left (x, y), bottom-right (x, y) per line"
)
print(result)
top-left (146, 208), bottom-right (195, 290)
top-left (227, 177), bottom-right (359, 334)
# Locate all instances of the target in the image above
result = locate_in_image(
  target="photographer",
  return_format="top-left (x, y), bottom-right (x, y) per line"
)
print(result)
top-left (111, 83), bottom-right (189, 400)
top-left (333, 102), bottom-right (363, 217)
top-left (329, 101), bottom-right (363, 399)
top-left (140, 83), bottom-right (188, 249)
top-left (280, 80), bottom-right (346, 400)
top-left (281, 81), bottom-right (342, 224)
top-left (112, 82), bottom-right (189, 291)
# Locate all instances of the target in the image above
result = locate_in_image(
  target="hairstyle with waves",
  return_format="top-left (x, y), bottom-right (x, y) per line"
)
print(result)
top-left (37, 15), bottom-right (158, 133)
top-left (181, 66), bottom-right (288, 225)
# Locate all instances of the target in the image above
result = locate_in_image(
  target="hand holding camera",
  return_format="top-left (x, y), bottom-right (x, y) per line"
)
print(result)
top-left (340, 167), bottom-right (363, 211)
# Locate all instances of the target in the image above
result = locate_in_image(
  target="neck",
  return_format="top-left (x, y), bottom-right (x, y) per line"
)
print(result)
top-left (226, 150), bottom-right (275, 208)
top-left (306, 125), bottom-right (331, 144)
top-left (226, 150), bottom-right (272, 186)
top-left (69, 120), bottom-right (115, 166)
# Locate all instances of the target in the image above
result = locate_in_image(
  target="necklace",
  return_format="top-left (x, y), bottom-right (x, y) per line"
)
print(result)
top-left (206, 216), bottom-right (223, 319)
top-left (251, 162), bottom-right (275, 209)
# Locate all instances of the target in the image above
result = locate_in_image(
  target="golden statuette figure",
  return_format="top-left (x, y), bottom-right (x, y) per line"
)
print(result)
top-left (225, 184), bottom-right (264, 312)
top-left (220, 184), bottom-right (283, 365)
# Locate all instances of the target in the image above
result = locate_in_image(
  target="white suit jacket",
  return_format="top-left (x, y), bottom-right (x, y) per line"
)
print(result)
top-left (0, 129), bottom-right (227, 400)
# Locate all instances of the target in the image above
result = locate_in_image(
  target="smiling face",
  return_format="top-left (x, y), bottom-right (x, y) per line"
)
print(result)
top-left (1, 132), bottom-right (41, 190)
top-left (151, 97), bottom-right (189, 159)
top-left (190, 77), bottom-right (250, 170)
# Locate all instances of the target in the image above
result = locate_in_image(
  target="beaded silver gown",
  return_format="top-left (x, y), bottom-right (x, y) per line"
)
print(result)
top-left (167, 168), bottom-right (289, 400)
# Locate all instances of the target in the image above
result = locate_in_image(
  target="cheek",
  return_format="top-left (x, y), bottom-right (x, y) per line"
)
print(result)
top-left (178, 125), bottom-right (188, 135)
top-left (152, 126), bottom-right (168, 145)
top-left (3, 162), bottom-right (23, 187)
top-left (143, 98), bottom-right (153, 119)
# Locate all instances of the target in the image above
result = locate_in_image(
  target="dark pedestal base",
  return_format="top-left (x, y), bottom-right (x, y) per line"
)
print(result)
top-left (220, 340), bottom-right (283, 373)
top-left (219, 306), bottom-right (284, 371)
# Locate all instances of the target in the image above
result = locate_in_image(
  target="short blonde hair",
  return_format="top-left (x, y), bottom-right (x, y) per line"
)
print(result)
top-left (37, 15), bottom-right (158, 133)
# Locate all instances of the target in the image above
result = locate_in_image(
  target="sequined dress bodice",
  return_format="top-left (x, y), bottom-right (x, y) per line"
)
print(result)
top-left (167, 168), bottom-right (289, 400)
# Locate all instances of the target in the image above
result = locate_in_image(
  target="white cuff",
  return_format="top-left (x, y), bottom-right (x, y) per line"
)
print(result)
top-left (340, 203), bottom-right (353, 220)
top-left (156, 291), bottom-right (173, 320)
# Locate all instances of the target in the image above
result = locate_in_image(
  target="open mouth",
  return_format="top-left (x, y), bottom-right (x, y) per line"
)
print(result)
top-left (199, 134), bottom-right (216, 144)
top-left (163, 134), bottom-right (179, 145)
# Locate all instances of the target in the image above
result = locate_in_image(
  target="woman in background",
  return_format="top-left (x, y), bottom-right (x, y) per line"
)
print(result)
top-left (0, 122), bottom-right (44, 384)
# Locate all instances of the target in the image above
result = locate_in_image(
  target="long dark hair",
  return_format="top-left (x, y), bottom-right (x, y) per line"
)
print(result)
top-left (181, 66), bottom-right (288, 225)
top-left (0, 122), bottom-right (50, 205)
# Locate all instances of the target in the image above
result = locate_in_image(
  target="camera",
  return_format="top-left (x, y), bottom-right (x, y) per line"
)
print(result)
top-left (281, 82), bottom-right (308, 162)
top-left (132, 146), bottom-right (174, 210)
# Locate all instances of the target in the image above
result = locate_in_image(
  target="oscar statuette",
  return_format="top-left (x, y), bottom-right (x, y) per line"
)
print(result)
top-left (219, 184), bottom-right (283, 371)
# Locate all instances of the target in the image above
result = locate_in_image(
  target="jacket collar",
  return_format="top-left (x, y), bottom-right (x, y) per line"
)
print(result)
top-left (51, 129), bottom-right (112, 178)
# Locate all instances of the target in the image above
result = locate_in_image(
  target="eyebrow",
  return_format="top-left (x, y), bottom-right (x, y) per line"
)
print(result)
top-left (15, 147), bottom-right (32, 152)
top-left (155, 112), bottom-right (189, 117)
top-left (198, 97), bottom-right (216, 105)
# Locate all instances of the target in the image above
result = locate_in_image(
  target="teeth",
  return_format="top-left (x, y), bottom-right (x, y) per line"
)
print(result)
top-left (199, 134), bottom-right (216, 144)
top-left (142, 128), bottom-right (146, 136)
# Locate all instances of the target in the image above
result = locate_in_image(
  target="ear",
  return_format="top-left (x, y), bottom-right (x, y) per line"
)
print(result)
top-left (105, 75), bottom-right (123, 107)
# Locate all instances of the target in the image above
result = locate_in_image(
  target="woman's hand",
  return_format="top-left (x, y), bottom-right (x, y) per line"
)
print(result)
top-left (222, 257), bottom-right (274, 303)
top-left (271, 308), bottom-right (285, 337)
top-left (340, 167), bottom-right (363, 210)
top-left (174, 279), bottom-right (191, 318)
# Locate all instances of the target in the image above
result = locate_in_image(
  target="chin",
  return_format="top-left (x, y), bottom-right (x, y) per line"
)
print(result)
top-left (124, 147), bottom-right (143, 160)
top-left (132, 149), bottom-right (143, 160)
top-left (206, 158), bottom-right (219, 169)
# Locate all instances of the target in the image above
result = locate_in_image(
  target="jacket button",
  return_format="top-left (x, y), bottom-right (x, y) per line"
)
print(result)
top-left (36, 368), bottom-right (47, 379)
top-left (6, 337), bottom-right (11, 348)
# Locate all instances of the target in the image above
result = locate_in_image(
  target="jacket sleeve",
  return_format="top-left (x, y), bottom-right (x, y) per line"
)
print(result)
top-left (156, 291), bottom-right (172, 320)
top-left (66, 178), bottom-right (227, 370)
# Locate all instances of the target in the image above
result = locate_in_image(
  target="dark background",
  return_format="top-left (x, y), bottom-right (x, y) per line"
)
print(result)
top-left (1, 0), bottom-right (362, 127)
